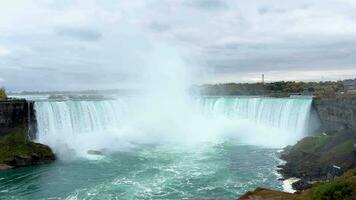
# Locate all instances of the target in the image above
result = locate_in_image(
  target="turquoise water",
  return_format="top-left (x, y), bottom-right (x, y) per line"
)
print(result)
top-left (0, 141), bottom-right (282, 200)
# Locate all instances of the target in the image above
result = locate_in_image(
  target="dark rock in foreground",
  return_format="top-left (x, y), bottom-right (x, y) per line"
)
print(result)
top-left (238, 188), bottom-right (298, 200)
top-left (0, 127), bottom-right (55, 169)
top-left (87, 150), bottom-right (103, 155)
top-left (238, 168), bottom-right (356, 200)
top-left (278, 130), bottom-right (356, 191)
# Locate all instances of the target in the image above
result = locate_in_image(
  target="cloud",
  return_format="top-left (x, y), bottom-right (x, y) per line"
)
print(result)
top-left (148, 22), bottom-right (171, 32)
top-left (0, 47), bottom-right (11, 57)
top-left (184, 0), bottom-right (228, 11)
top-left (55, 27), bottom-right (102, 42)
top-left (0, 0), bottom-right (356, 91)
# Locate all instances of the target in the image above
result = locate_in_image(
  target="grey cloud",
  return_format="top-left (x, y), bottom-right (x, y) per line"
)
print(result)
top-left (1, 0), bottom-right (356, 91)
top-left (55, 27), bottom-right (102, 42)
top-left (258, 7), bottom-right (286, 15)
top-left (202, 37), bottom-right (356, 74)
top-left (184, 0), bottom-right (228, 11)
top-left (28, 66), bottom-right (57, 71)
top-left (149, 22), bottom-right (171, 32)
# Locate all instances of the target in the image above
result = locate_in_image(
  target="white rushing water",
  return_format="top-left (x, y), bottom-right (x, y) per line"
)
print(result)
top-left (196, 97), bottom-right (313, 137)
top-left (35, 99), bottom-right (129, 137)
top-left (34, 96), bottom-right (313, 158)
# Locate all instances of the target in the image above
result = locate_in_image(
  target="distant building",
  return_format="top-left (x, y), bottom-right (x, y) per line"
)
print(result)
top-left (343, 79), bottom-right (356, 93)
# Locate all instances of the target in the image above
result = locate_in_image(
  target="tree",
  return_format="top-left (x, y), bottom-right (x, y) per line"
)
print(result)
top-left (325, 86), bottom-right (336, 96)
top-left (0, 87), bottom-right (7, 100)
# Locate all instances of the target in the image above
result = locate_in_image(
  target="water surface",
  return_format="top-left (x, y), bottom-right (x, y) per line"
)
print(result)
top-left (0, 142), bottom-right (282, 200)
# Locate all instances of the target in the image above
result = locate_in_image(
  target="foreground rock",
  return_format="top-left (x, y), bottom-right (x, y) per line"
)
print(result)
top-left (87, 150), bottom-right (103, 155)
top-left (239, 188), bottom-right (298, 200)
top-left (238, 168), bottom-right (356, 200)
top-left (0, 127), bottom-right (55, 169)
top-left (278, 130), bottom-right (356, 191)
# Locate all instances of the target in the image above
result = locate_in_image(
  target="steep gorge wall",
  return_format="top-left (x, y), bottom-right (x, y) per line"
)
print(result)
top-left (0, 99), bottom-right (37, 139)
top-left (313, 96), bottom-right (356, 133)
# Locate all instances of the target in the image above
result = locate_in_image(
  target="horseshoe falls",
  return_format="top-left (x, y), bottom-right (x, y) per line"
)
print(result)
top-left (35, 96), bottom-right (313, 152)
top-left (1, 96), bottom-right (314, 199)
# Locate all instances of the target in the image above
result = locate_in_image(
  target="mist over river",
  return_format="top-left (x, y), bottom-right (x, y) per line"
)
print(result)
top-left (0, 95), bottom-right (313, 199)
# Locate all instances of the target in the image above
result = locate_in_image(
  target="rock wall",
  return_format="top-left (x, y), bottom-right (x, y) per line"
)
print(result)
top-left (0, 99), bottom-right (37, 139)
top-left (313, 96), bottom-right (356, 133)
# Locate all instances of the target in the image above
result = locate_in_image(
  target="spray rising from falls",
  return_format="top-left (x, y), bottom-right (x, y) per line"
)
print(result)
top-left (34, 96), bottom-right (313, 158)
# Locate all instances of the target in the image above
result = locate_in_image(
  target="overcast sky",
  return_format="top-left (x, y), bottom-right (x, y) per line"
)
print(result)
top-left (1, 0), bottom-right (356, 91)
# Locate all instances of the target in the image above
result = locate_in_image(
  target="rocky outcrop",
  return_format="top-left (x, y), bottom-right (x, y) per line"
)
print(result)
top-left (0, 99), bottom-right (54, 169)
top-left (238, 188), bottom-right (298, 200)
top-left (274, 95), bottom-right (356, 191)
top-left (0, 127), bottom-right (55, 169)
top-left (278, 131), bottom-right (356, 191)
top-left (0, 99), bottom-right (37, 139)
top-left (238, 168), bottom-right (356, 200)
top-left (313, 95), bottom-right (356, 133)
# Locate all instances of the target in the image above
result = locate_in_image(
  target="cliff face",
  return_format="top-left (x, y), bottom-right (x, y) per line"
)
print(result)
top-left (0, 99), bottom-right (37, 139)
top-left (313, 96), bottom-right (356, 133)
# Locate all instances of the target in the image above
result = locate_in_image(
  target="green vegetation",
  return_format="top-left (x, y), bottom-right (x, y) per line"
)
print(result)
top-left (292, 135), bottom-right (332, 154)
top-left (193, 82), bottom-right (266, 96)
top-left (193, 79), bottom-right (349, 97)
top-left (308, 180), bottom-right (352, 200)
top-left (305, 169), bottom-right (356, 200)
top-left (0, 87), bottom-right (7, 100)
top-left (283, 132), bottom-right (356, 178)
top-left (0, 127), bottom-right (54, 165)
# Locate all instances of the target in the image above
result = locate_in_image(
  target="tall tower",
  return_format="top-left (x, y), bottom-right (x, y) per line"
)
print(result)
top-left (262, 74), bottom-right (265, 85)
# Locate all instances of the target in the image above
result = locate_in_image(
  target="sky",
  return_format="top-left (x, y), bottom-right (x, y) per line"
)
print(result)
top-left (1, 0), bottom-right (356, 91)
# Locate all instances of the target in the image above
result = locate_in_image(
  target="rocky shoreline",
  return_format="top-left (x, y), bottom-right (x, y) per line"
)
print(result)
top-left (238, 133), bottom-right (356, 199)
top-left (277, 129), bottom-right (356, 192)
top-left (238, 168), bottom-right (356, 200)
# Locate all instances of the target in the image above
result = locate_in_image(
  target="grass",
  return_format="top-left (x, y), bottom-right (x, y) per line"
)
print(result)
top-left (291, 135), bottom-right (332, 155)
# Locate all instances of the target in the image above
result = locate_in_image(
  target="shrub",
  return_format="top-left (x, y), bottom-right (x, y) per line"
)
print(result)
top-left (309, 180), bottom-right (352, 200)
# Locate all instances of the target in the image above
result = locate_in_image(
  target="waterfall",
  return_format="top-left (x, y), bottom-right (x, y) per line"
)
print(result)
top-left (196, 97), bottom-right (313, 137)
top-left (34, 99), bottom-right (129, 141)
top-left (34, 96), bottom-right (313, 151)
